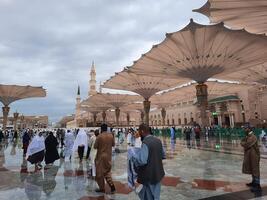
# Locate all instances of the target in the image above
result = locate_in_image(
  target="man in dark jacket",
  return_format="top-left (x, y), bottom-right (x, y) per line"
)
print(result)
top-left (241, 126), bottom-right (261, 192)
top-left (132, 123), bottom-right (165, 200)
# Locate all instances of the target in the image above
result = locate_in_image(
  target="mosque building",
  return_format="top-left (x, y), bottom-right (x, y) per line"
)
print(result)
top-left (63, 61), bottom-right (267, 128)
top-left (149, 85), bottom-right (267, 128)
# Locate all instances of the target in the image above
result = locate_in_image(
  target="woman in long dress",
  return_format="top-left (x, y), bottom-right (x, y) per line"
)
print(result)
top-left (26, 132), bottom-right (45, 170)
top-left (64, 130), bottom-right (75, 161)
top-left (73, 129), bottom-right (88, 162)
top-left (44, 132), bottom-right (60, 165)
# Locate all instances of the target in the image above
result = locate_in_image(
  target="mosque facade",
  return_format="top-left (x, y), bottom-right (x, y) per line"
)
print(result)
top-left (64, 63), bottom-right (267, 128)
top-left (150, 86), bottom-right (267, 128)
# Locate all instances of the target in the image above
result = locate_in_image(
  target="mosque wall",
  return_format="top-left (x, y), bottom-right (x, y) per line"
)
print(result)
top-left (259, 90), bottom-right (267, 121)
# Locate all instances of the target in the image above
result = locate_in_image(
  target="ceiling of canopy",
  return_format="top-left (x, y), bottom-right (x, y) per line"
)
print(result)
top-left (194, 0), bottom-right (267, 35)
top-left (103, 69), bottom-right (183, 99)
top-left (81, 98), bottom-right (111, 112)
top-left (84, 93), bottom-right (142, 108)
top-left (0, 84), bottom-right (46, 106)
top-left (221, 63), bottom-right (267, 85)
top-left (121, 103), bottom-right (145, 113)
top-left (128, 19), bottom-right (267, 83)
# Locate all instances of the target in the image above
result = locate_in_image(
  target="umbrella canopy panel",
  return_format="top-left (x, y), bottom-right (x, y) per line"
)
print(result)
top-left (81, 100), bottom-right (111, 112)
top-left (128, 19), bottom-right (267, 83)
top-left (86, 93), bottom-right (141, 126)
top-left (103, 70), bottom-right (182, 125)
top-left (87, 93), bottom-right (142, 108)
top-left (0, 84), bottom-right (46, 106)
top-left (103, 70), bottom-right (182, 100)
top-left (121, 103), bottom-right (145, 113)
top-left (222, 63), bottom-right (267, 85)
top-left (194, 0), bottom-right (267, 35)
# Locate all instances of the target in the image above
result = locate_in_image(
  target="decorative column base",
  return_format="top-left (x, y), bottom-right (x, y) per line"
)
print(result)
top-left (102, 111), bottom-right (106, 123)
top-left (196, 83), bottom-right (209, 127)
top-left (93, 113), bottom-right (97, 126)
top-left (143, 99), bottom-right (151, 126)
top-left (127, 113), bottom-right (130, 126)
top-left (115, 108), bottom-right (120, 127)
top-left (13, 112), bottom-right (19, 131)
top-left (140, 111), bottom-right (144, 123)
top-left (161, 108), bottom-right (166, 126)
top-left (2, 106), bottom-right (10, 131)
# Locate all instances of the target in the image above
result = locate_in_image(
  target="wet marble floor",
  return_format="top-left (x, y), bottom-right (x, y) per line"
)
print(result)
top-left (0, 137), bottom-right (267, 200)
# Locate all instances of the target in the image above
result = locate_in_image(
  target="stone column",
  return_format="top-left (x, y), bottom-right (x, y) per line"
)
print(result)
top-left (115, 107), bottom-right (120, 127)
top-left (102, 111), bottom-right (106, 123)
top-left (143, 99), bottom-right (151, 125)
top-left (126, 113), bottom-right (130, 126)
top-left (140, 111), bottom-right (144, 123)
top-left (93, 113), bottom-right (97, 126)
top-left (218, 115), bottom-right (222, 127)
top-left (161, 108), bottom-right (166, 126)
top-left (208, 115), bottom-right (212, 126)
top-left (2, 106), bottom-right (10, 131)
top-left (195, 83), bottom-right (209, 127)
top-left (230, 113), bottom-right (235, 128)
top-left (13, 112), bottom-right (19, 131)
top-left (241, 111), bottom-right (246, 123)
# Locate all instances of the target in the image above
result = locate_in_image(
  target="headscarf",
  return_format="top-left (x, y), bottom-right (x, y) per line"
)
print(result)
top-left (72, 129), bottom-right (88, 153)
top-left (26, 134), bottom-right (45, 157)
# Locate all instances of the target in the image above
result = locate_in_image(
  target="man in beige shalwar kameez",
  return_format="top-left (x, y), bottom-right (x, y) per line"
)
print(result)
top-left (94, 124), bottom-right (116, 194)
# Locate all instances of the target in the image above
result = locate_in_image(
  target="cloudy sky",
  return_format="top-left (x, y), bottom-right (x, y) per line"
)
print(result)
top-left (0, 0), bottom-right (208, 123)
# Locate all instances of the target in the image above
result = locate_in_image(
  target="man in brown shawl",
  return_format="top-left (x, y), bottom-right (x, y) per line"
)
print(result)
top-left (94, 124), bottom-right (116, 194)
top-left (241, 126), bottom-right (261, 192)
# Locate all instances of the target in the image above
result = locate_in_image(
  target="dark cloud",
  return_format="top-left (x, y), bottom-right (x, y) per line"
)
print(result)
top-left (0, 0), bottom-right (208, 123)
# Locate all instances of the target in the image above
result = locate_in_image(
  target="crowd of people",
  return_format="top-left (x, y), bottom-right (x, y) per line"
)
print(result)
top-left (0, 122), bottom-right (265, 199)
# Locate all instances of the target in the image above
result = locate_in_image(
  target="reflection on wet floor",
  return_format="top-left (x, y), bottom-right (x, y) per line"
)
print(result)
top-left (0, 137), bottom-right (267, 200)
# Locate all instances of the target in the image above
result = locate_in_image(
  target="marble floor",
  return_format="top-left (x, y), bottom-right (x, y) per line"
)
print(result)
top-left (0, 137), bottom-right (267, 200)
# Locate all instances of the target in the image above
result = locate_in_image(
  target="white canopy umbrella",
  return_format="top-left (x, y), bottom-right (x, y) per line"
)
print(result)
top-left (0, 84), bottom-right (46, 130)
top-left (128, 19), bottom-right (267, 126)
top-left (81, 98), bottom-right (112, 123)
top-left (80, 106), bottom-right (102, 126)
top-left (103, 70), bottom-right (182, 125)
top-left (83, 93), bottom-right (141, 126)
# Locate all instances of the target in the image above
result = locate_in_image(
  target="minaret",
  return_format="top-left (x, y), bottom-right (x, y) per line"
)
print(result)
top-left (89, 61), bottom-right (97, 96)
top-left (75, 85), bottom-right (81, 127)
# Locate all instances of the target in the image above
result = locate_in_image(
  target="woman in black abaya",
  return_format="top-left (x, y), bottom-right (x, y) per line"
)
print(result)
top-left (45, 132), bottom-right (60, 165)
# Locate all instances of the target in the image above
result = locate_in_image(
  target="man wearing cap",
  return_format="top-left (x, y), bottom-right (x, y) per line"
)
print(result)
top-left (94, 124), bottom-right (116, 194)
top-left (241, 126), bottom-right (261, 192)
